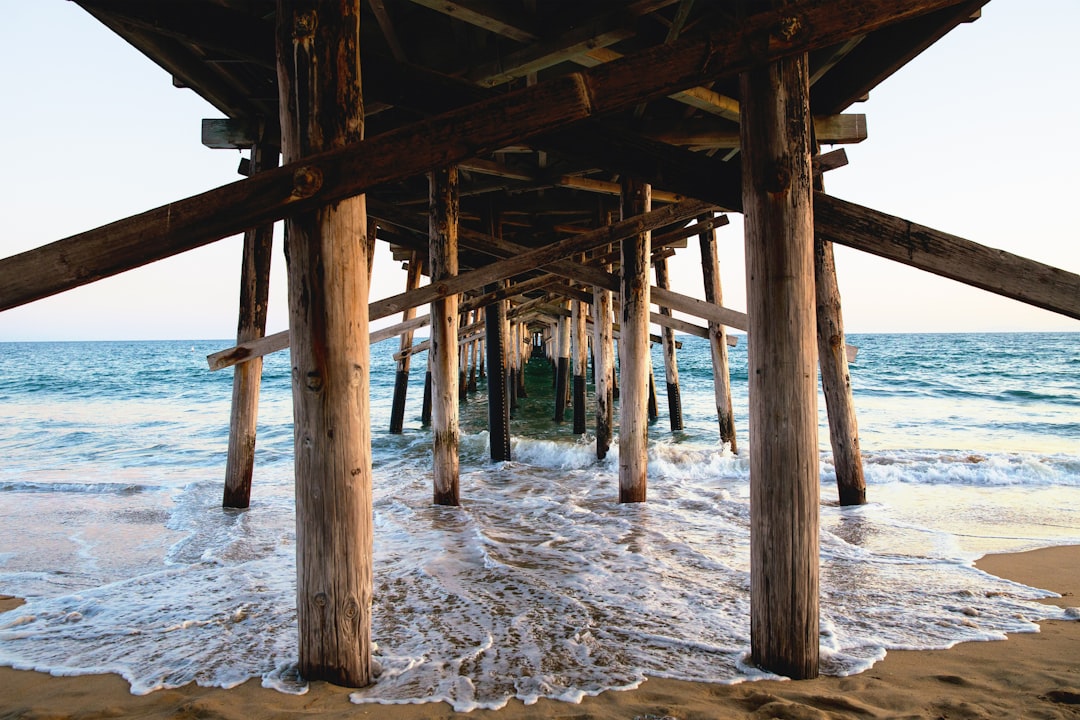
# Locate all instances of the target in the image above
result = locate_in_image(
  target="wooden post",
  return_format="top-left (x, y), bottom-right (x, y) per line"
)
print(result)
top-left (815, 235), bottom-right (866, 505)
top-left (458, 313), bottom-right (469, 403)
top-left (277, 0), bottom-right (372, 687)
top-left (223, 140), bottom-right (279, 509)
top-left (741, 44), bottom-right (819, 679)
top-left (468, 335), bottom-right (479, 392)
top-left (421, 351), bottom-right (433, 426)
top-left (653, 254), bottom-right (683, 431)
top-left (619, 177), bottom-right (651, 502)
top-left (572, 291), bottom-right (588, 435)
top-left (699, 218), bottom-right (737, 451)
top-left (389, 253), bottom-right (423, 434)
top-left (647, 356), bottom-right (659, 422)
top-left (554, 307), bottom-right (571, 421)
top-left (430, 166), bottom-right (460, 506)
top-left (486, 283), bottom-right (511, 461)
top-left (593, 244), bottom-right (615, 460)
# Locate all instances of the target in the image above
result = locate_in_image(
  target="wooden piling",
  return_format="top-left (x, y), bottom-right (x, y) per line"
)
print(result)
top-left (389, 253), bottom-right (423, 434)
top-left (647, 358), bottom-right (660, 422)
top-left (277, 0), bottom-right (372, 687)
top-left (486, 283), bottom-right (511, 461)
top-left (421, 350), bottom-right (433, 426)
top-left (699, 217), bottom-right (738, 451)
top-left (653, 254), bottom-right (683, 431)
top-left (741, 46), bottom-right (820, 680)
top-left (554, 307), bottom-right (571, 422)
top-left (619, 177), bottom-right (651, 502)
top-left (572, 292), bottom-right (588, 435)
top-left (429, 166), bottom-right (460, 506)
top-left (222, 140), bottom-right (278, 509)
top-left (593, 245), bottom-right (615, 460)
top-left (815, 235), bottom-right (866, 505)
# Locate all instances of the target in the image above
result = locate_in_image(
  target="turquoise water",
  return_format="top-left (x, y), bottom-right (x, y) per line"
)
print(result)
top-left (0, 333), bottom-right (1077, 710)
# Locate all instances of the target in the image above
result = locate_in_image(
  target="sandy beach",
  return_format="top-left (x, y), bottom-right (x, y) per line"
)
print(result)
top-left (1, 545), bottom-right (1076, 719)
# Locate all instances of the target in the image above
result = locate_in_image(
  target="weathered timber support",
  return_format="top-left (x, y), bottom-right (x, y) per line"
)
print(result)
top-left (389, 254), bottom-right (423, 434)
top-left (619, 177), bottom-right (651, 502)
top-left (653, 254), bottom-right (683, 431)
top-left (458, 314), bottom-right (469, 403)
top-left (593, 244), bottom-right (615, 460)
top-left (430, 166), bottom-right (460, 506)
top-left (699, 216), bottom-right (737, 451)
top-left (223, 140), bottom-right (279, 509)
top-left (468, 333), bottom-right (479, 392)
top-left (647, 357), bottom-right (660, 422)
top-left (277, 0), bottom-right (372, 687)
top-left (741, 46), bottom-right (819, 680)
top-left (572, 290), bottom-right (588, 435)
top-left (815, 235), bottom-right (866, 505)
top-left (486, 283), bottom-right (511, 461)
top-left (421, 351), bottom-right (433, 426)
top-left (554, 306), bottom-right (571, 422)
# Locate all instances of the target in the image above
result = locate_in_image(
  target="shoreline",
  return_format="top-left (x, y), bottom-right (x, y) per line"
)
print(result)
top-left (1, 545), bottom-right (1077, 719)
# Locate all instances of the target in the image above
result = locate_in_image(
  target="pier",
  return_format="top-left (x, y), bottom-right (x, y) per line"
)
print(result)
top-left (2, 0), bottom-right (1079, 687)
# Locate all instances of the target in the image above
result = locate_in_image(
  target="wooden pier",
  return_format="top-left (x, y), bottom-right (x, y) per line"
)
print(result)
top-left (3, 0), bottom-right (1079, 686)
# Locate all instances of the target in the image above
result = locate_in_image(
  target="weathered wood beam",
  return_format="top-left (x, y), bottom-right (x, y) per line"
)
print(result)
top-left (2, 0), bottom-right (974, 312)
top-left (367, 0), bottom-right (407, 62)
top-left (648, 114), bottom-right (867, 149)
top-left (815, 193), bottom-right (1080, 321)
top-left (811, 0), bottom-right (988, 114)
top-left (78, 0), bottom-right (276, 67)
top-left (406, 0), bottom-right (538, 42)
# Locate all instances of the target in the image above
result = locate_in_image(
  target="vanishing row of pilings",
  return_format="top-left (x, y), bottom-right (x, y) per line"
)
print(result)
top-left (210, 0), bottom-right (871, 689)
top-left (2, 0), bottom-right (1077, 697)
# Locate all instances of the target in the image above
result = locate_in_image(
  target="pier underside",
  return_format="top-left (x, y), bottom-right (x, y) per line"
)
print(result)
top-left (3, 0), bottom-right (1078, 685)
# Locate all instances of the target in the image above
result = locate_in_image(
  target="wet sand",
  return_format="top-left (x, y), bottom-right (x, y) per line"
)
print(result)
top-left (2, 545), bottom-right (1077, 719)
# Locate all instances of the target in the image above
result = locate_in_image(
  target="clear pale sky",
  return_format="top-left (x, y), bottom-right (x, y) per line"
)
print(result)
top-left (1, 1), bottom-right (1077, 341)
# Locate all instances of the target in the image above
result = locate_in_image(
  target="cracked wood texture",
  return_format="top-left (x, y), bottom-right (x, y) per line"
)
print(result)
top-left (278, 0), bottom-right (373, 687)
top-left (619, 177), bottom-right (651, 503)
top-left (430, 166), bottom-right (461, 506)
top-left (741, 44), bottom-right (820, 679)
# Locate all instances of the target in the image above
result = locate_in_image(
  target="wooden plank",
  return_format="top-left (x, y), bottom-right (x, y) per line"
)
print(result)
top-left (279, 0), bottom-right (372, 688)
top-left (742, 46), bottom-right (819, 681)
top-left (367, 0), bottom-right (407, 62)
top-left (815, 193), bottom-right (1080, 321)
top-left (1, 0), bottom-right (972, 313)
top-left (430, 167), bottom-right (461, 506)
top-left (222, 140), bottom-right (278, 509)
top-left (554, 176), bottom-right (686, 204)
top-left (406, 0), bottom-right (537, 42)
top-left (649, 114), bottom-right (867, 149)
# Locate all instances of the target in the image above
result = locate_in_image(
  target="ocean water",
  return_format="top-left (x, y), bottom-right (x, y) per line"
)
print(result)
top-left (0, 332), bottom-right (1077, 711)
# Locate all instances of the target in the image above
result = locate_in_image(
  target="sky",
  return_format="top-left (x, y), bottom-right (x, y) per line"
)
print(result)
top-left (0, 1), bottom-right (1077, 342)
